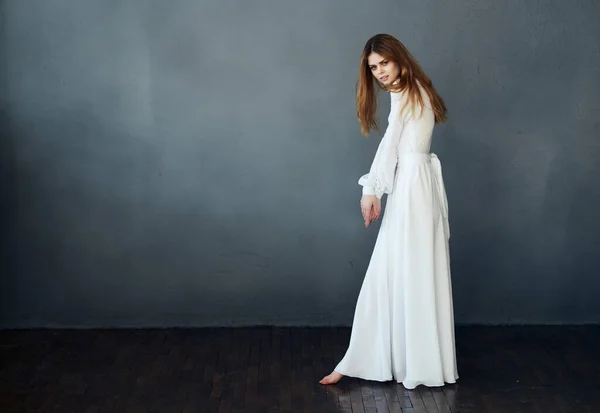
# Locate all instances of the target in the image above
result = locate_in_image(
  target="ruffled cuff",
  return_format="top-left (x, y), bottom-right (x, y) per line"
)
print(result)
top-left (358, 174), bottom-right (384, 199)
top-left (362, 186), bottom-right (376, 196)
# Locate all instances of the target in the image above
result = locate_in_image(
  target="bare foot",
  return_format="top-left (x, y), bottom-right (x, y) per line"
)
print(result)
top-left (319, 370), bottom-right (343, 385)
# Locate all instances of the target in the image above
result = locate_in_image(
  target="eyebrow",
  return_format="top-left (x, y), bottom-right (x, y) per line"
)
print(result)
top-left (370, 59), bottom-right (386, 66)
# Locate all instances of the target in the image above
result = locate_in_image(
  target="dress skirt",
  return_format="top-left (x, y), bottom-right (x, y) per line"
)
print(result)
top-left (335, 152), bottom-right (458, 389)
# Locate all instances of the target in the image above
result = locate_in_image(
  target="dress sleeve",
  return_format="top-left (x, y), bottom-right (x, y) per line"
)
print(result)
top-left (358, 100), bottom-right (407, 199)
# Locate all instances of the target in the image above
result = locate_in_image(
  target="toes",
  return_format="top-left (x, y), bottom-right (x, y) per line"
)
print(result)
top-left (319, 374), bottom-right (339, 385)
top-left (319, 375), bottom-right (331, 384)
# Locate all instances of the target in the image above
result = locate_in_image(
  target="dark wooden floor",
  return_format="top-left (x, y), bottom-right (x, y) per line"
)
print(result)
top-left (1, 326), bottom-right (599, 413)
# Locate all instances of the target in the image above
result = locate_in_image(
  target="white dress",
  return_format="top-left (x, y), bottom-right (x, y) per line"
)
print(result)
top-left (335, 86), bottom-right (458, 389)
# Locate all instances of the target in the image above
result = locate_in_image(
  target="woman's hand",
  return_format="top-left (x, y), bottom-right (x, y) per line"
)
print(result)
top-left (360, 195), bottom-right (381, 227)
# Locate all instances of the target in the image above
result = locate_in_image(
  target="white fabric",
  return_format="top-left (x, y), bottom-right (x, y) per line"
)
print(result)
top-left (335, 87), bottom-right (458, 389)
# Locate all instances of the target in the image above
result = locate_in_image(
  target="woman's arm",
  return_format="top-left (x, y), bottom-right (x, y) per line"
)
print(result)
top-left (358, 101), bottom-right (406, 199)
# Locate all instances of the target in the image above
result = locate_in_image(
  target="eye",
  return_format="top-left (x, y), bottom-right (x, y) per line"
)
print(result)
top-left (382, 61), bottom-right (388, 66)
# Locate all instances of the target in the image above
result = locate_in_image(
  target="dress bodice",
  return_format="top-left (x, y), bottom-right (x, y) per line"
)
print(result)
top-left (359, 85), bottom-right (437, 198)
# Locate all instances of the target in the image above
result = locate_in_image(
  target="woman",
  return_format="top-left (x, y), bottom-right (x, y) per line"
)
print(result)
top-left (320, 34), bottom-right (458, 389)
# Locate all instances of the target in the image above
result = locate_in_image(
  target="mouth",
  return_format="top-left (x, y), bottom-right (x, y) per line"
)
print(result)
top-left (380, 75), bottom-right (389, 82)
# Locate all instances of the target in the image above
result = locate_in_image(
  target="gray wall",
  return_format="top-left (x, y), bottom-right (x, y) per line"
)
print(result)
top-left (1, 0), bottom-right (599, 328)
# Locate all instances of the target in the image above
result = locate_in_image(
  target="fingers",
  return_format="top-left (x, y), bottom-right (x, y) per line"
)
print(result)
top-left (361, 208), bottom-right (369, 227)
top-left (365, 207), bottom-right (379, 228)
top-left (361, 204), bottom-right (370, 227)
top-left (372, 199), bottom-right (381, 222)
top-left (360, 198), bottom-right (381, 228)
top-left (370, 204), bottom-right (380, 222)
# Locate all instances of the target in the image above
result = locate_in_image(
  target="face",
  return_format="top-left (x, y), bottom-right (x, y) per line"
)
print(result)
top-left (367, 52), bottom-right (400, 86)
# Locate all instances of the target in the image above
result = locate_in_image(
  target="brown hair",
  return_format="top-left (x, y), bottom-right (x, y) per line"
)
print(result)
top-left (356, 34), bottom-right (447, 136)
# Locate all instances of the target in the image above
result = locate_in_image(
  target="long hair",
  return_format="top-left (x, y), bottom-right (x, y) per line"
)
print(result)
top-left (357, 34), bottom-right (447, 136)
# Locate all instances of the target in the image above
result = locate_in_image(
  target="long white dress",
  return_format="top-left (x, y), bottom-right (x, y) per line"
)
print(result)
top-left (334, 86), bottom-right (458, 389)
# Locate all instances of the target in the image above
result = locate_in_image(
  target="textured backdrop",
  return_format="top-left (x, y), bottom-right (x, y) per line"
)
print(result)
top-left (1, 0), bottom-right (599, 327)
